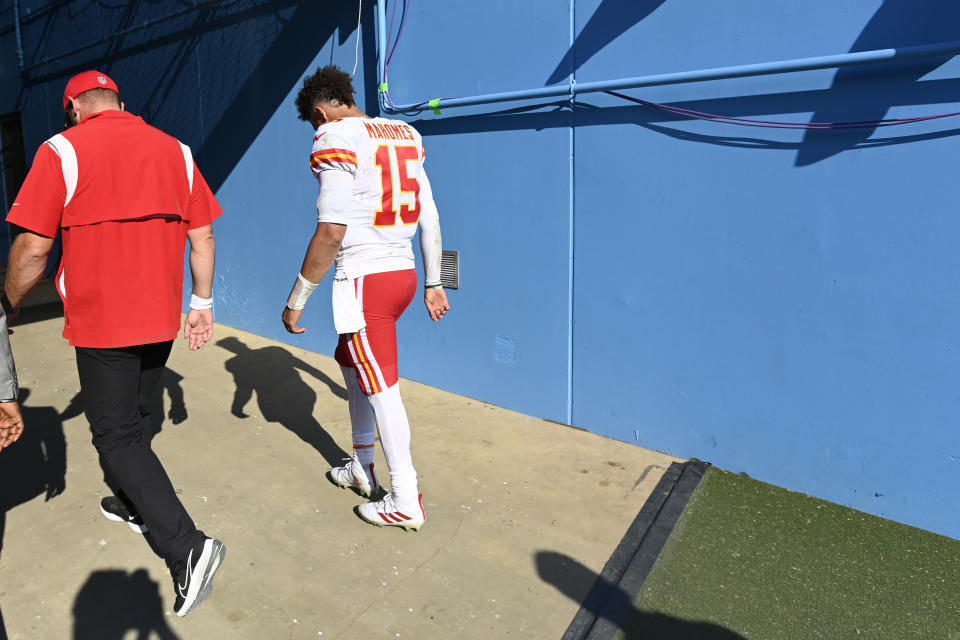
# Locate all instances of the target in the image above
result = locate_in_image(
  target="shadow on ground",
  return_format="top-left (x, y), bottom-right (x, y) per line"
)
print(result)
top-left (0, 389), bottom-right (66, 557)
top-left (537, 551), bottom-right (746, 640)
top-left (72, 569), bottom-right (179, 640)
top-left (216, 337), bottom-right (348, 466)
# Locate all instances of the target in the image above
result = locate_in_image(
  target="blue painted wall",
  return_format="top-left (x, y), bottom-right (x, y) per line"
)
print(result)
top-left (2, 0), bottom-right (958, 540)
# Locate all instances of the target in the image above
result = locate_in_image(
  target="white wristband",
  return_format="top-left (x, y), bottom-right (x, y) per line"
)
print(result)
top-left (287, 273), bottom-right (319, 310)
top-left (190, 294), bottom-right (213, 310)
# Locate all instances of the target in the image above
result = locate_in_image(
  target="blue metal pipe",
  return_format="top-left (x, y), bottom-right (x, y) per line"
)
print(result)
top-left (376, 0), bottom-right (387, 113)
top-left (380, 38), bottom-right (960, 114)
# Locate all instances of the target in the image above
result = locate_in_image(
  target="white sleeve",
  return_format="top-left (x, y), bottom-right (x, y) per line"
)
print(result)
top-left (310, 129), bottom-right (358, 178)
top-left (311, 128), bottom-right (357, 224)
top-left (418, 169), bottom-right (443, 286)
top-left (317, 170), bottom-right (354, 224)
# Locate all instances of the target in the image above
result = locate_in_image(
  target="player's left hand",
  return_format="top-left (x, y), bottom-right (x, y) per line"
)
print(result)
top-left (282, 307), bottom-right (306, 334)
top-left (424, 287), bottom-right (450, 322)
top-left (184, 309), bottom-right (214, 350)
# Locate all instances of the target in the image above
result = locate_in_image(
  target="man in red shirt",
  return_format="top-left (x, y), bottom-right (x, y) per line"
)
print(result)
top-left (4, 71), bottom-right (225, 616)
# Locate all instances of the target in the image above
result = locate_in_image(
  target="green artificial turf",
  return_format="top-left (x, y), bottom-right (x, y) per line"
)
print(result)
top-left (620, 467), bottom-right (960, 640)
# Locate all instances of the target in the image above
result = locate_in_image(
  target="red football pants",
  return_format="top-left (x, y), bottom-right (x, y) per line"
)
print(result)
top-left (334, 269), bottom-right (416, 395)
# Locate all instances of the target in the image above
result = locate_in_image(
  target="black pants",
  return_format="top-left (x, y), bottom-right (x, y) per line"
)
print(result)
top-left (75, 341), bottom-right (202, 569)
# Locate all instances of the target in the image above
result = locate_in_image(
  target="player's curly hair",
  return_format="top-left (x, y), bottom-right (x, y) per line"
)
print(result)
top-left (295, 65), bottom-right (356, 121)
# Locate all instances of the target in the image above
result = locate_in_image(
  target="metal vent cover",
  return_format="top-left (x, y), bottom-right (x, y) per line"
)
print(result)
top-left (441, 250), bottom-right (459, 289)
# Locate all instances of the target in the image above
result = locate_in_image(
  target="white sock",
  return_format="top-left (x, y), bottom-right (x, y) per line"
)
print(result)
top-left (367, 382), bottom-right (419, 506)
top-left (341, 366), bottom-right (377, 485)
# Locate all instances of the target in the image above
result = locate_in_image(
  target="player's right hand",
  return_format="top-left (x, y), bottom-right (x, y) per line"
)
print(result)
top-left (282, 307), bottom-right (307, 334)
top-left (424, 287), bottom-right (450, 322)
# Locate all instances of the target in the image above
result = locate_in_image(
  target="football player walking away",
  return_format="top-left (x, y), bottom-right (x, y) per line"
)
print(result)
top-left (282, 66), bottom-right (449, 531)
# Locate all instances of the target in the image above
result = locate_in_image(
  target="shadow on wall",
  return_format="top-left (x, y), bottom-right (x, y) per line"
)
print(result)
top-left (546, 0), bottom-right (668, 86)
top-left (795, 0), bottom-right (960, 166)
top-left (194, 0), bottom-right (367, 191)
top-left (411, 0), bottom-right (960, 166)
top-left (73, 569), bottom-right (180, 640)
top-left (216, 337), bottom-right (349, 467)
top-left (536, 551), bottom-right (746, 640)
top-left (20, 0), bottom-right (371, 193)
top-left (0, 389), bottom-right (66, 558)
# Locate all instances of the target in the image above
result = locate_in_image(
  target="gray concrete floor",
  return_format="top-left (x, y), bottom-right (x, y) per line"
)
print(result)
top-left (0, 290), bottom-right (678, 640)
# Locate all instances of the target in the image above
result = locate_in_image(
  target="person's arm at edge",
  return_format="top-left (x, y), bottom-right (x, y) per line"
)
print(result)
top-left (5, 230), bottom-right (55, 312)
top-left (0, 305), bottom-right (22, 452)
top-left (0, 235), bottom-right (42, 451)
top-left (184, 223), bottom-right (215, 350)
top-left (281, 222), bottom-right (346, 334)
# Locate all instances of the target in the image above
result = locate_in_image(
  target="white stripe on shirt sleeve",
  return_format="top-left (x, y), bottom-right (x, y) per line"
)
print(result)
top-left (46, 134), bottom-right (78, 207)
top-left (179, 141), bottom-right (194, 193)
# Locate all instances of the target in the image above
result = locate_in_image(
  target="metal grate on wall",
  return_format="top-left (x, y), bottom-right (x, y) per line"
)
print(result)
top-left (441, 250), bottom-right (459, 290)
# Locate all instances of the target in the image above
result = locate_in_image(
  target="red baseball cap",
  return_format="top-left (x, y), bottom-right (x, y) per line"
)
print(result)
top-left (63, 70), bottom-right (119, 110)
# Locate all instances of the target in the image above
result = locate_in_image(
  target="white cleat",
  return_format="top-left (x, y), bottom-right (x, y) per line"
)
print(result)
top-left (357, 493), bottom-right (425, 532)
top-left (328, 456), bottom-right (378, 498)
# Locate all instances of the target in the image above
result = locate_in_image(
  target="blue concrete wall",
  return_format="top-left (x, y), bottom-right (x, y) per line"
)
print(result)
top-left (2, 0), bottom-right (959, 540)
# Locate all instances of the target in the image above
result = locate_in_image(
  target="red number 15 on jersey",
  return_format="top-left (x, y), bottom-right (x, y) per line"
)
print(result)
top-left (374, 145), bottom-right (421, 227)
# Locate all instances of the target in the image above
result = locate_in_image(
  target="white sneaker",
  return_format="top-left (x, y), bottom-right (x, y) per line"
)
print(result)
top-left (357, 493), bottom-right (425, 532)
top-left (328, 456), bottom-right (378, 498)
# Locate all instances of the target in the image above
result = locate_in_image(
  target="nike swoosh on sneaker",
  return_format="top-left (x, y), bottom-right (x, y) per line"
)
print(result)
top-left (178, 549), bottom-right (194, 597)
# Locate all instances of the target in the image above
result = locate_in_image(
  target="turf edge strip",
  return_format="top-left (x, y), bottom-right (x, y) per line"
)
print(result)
top-left (562, 459), bottom-right (711, 640)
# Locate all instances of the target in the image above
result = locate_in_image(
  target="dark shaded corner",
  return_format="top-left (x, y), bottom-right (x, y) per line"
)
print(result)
top-left (0, 388), bottom-right (67, 557)
top-left (196, 2), bottom-right (353, 192)
top-left (215, 336), bottom-right (348, 466)
top-left (0, 602), bottom-right (7, 640)
top-left (72, 569), bottom-right (180, 640)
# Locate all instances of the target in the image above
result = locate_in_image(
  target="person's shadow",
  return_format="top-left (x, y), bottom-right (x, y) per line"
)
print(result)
top-left (537, 551), bottom-right (748, 639)
top-left (72, 569), bottom-right (180, 640)
top-left (0, 388), bottom-right (67, 558)
top-left (61, 367), bottom-right (188, 439)
top-left (217, 337), bottom-right (349, 466)
top-left (151, 368), bottom-right (188, 431)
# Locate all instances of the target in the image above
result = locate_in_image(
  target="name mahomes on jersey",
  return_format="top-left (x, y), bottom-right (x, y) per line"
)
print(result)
top-left (310, 116), bottom-right (441, 282)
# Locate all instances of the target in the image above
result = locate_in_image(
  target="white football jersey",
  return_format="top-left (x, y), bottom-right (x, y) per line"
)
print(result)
top-left (311, 116), bottom-right (439, 280)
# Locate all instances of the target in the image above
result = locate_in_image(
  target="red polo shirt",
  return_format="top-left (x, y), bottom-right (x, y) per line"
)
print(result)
top-left (7, 110), bottom-right (222, 348)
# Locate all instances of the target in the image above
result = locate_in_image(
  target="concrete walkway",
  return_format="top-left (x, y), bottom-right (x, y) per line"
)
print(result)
top-left (0, 295), bottom-right (678, 639)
